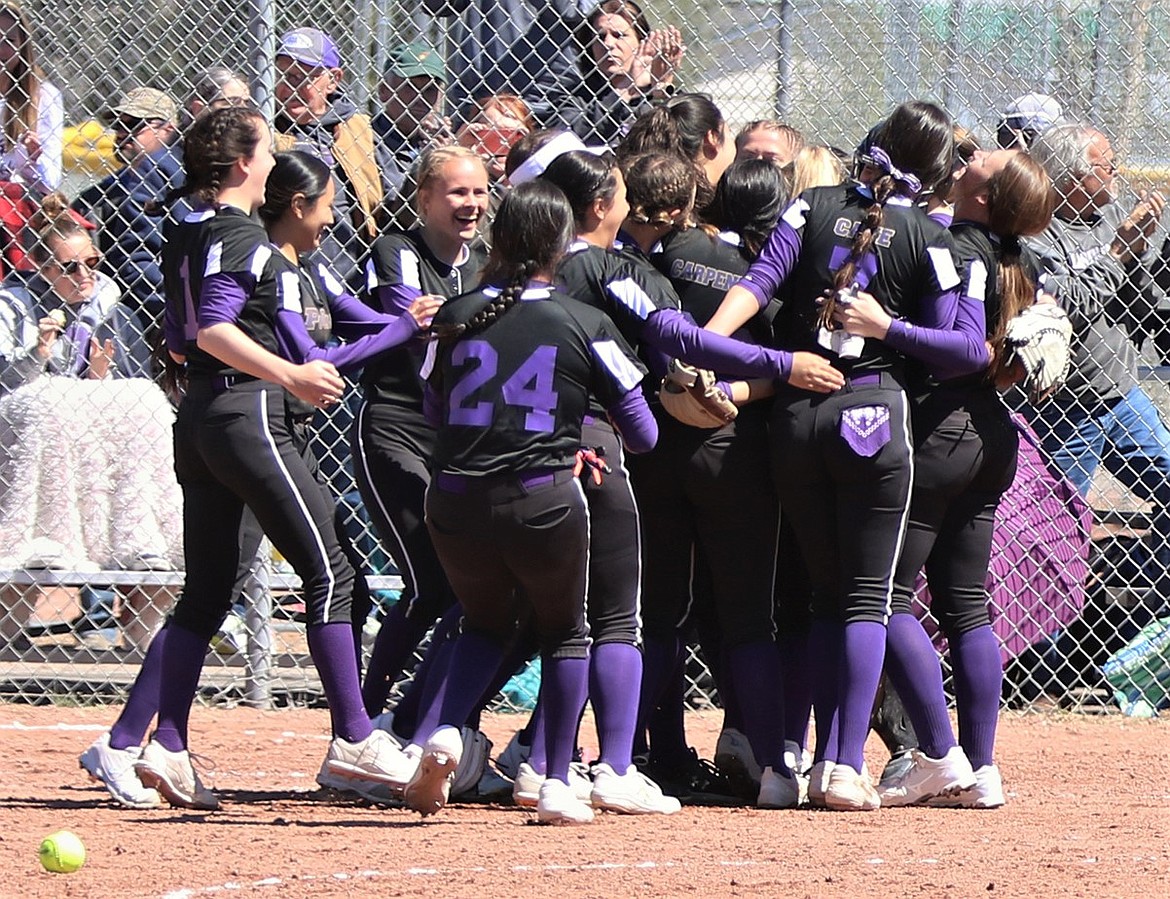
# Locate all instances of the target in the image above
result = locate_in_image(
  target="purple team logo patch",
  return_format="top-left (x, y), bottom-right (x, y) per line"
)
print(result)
top-left (839, 404), bottom-right (891, 457)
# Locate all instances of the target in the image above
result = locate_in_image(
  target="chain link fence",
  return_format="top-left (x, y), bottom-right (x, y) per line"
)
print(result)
top-left (1, 0), bottom-right (1170, 718)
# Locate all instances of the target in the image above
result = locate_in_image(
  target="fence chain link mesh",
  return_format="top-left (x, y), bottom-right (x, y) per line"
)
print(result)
top-left (2, 0), bottom-right (1170, 717)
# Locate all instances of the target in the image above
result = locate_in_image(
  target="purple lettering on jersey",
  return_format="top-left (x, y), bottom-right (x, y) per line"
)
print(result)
top-left (448, 340), bottom-right (497, 426)
top-left (501, 344), bottom-right (559, 432)
top-left (827, 245), bottom-right (878, 290)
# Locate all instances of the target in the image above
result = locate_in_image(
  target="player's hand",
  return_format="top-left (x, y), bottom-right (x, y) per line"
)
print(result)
top-left (288, 360), bottom-right (345, 409)
top-left (408, 294), bottom-right (445, 331)
top-left (832, 290), bottom-right (891, 339)
top-left (787, 352), bottom-right (844, 393)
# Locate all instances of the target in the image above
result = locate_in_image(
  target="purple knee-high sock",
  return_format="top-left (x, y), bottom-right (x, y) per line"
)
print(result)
top-left (542, 654), bottom-right (591, 784)
top-left (726, 638), bottom-right (787, 771)
top-left (433, 630), bottom-right (506, 735)
top-left (524, 691), bottom-right (548, 774)
top-left (949, 625), bottom-right (1003, 770)
top-left (391, 605), bottom-right (462, 741)
top-left (109, 623), bottom-right (168, 750)
top-left (649, 644), bottom-right (691, 768)
top-left (883, 612), bottom-right (956, 759)
top-left (809, 619), bottom-right (841, 763)
top-left (153, 623), bottom-right (212, 752)
top-left (590, 641), bottom-right (642, 772)
top-left (778, 630), bottom-right (813, 751)
top-left (361, 600), bottom-right (434, 716)
top-left (835, 621), bottom-right (887, 773)
top-left (308, 623), bottom-right (373, 743)
top-left (637, 634), bottom-right (680, 755)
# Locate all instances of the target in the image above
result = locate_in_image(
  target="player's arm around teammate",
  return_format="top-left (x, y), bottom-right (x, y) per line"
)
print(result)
top-left (837, 150), bottom-right (1055, 809)
top-left (134, 108), bottom-right (416, 811)
top-left (701, 101), bottom-right (980, 811)
top-left (401, 180), bottom-right (656, 825)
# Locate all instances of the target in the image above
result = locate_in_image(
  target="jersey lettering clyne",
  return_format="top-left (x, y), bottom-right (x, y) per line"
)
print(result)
top-left (162, 204), bottom-right (274, 378)
top-left (362, 228), bottom-right (486, 406)
top-left (422, 285), bottom-right (647, 475)
top-left (769, 183), bottom-right (963, 376)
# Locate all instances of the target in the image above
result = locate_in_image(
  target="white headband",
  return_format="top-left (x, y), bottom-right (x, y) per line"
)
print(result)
top-left (508, 131), bottom-right (608, 186)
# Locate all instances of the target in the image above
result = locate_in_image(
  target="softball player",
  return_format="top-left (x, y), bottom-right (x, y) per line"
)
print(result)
top-left (356, 146), bottom-right (488, 719)
top-left (706, 101), bottom-right (987, 810)
top-left (402, 179), bottom-right (657, 825)
top-left (836, 149), bottom-right (1055, 808)
top-left (129, 115), bottom-right (428, 810)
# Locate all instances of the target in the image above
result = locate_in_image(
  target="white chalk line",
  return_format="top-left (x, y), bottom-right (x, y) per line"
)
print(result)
top-left (160, 860), bottom-right (764, 897)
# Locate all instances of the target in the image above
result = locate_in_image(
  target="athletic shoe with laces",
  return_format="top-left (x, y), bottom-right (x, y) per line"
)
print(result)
top-left (756, 765), bottom-right (801, 809)
top-left (925, 763), bottom-right (1005, 809)
top-left (824, 763), bottom-right (880, 811)
top-left (370, 710), bottom-right (406, 745)
top-left (512, 760), bottom-right (593, 807)
top-left (450, 729), bottom-right (492, 798)
top-left (590, 762), bottom-right (681, 814)
top-left (878, 748), bottom-right (916, 787)
top-left (714, 728), bottom-right (762, 800)
top-left (495, 729), bottom-right (532, 780)
top-left (537, 777), bottom-right (595, 825)
top-left (403, 726), bottom-right (462, 816)
top-left (638, 748), bottom-right (741, 806)
top-left (315, 747), bottom-right (413, 805)
top-left (135, 739), bottom-right (219, 810)
top-left (325, 728), bottom-right (417, 789)
top-left (784, 741), bottom-right (811, 805)
top-left (79, 732), bottom-right (161, 809)
top-left (877, 746), bottom-right (977, 807)
top-left (806, 759), bottom-right (835, 808)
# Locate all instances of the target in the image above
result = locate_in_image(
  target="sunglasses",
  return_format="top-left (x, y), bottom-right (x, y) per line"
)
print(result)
top-left (52, 255), bottom-right (101, 276)
top-left (113, 117), bottom-right (164, 135)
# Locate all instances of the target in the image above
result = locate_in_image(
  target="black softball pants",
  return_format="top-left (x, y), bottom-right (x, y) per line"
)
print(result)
top-left (171, 380), bottom-right (356, 640)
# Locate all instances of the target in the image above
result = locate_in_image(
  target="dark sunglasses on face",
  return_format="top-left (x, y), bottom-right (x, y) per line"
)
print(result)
top-left (53, 255), bottom-right (101, 276)
top-left (113, 117), bottom-right (163, 135)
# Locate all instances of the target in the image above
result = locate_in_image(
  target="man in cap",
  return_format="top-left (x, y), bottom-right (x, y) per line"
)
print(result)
top-left (274, 27), bottom-right (384, 284)
top-left (1025, 121), bottom-right (1170, 617)
top-left (995, 92), bottom-right (1063, 150)
top-left (74, 86), bottom-right (184, 330)
top-left (374, 41), bottom-right (451, 208)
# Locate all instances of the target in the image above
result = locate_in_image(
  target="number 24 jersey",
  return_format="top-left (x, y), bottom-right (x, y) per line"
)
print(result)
top-left (422, 285), bottom-right (647, 475)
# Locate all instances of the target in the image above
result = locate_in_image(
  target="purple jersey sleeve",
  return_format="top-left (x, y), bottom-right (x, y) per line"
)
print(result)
top-left (644, 307), bottom-right (793, 381)
top-left (198, 272), bottom-right (252, 328)
top-left (329, 289), bottom-right (404, 340)
top-left (734, 199), bottom-right (808, 308)
top-left (607, 386), bottom-right (658, 454)
top-left (275, 306), bottom-right (419, 374)
top-left (884, 284), bottom-right (989, 379)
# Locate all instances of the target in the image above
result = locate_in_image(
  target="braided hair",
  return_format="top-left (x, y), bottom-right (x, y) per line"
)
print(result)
top-left (170, 105), bottom-right (266, 207)
top-left (540, 149), bottom-right (620, 229)
top-left (621, 152), bottom-right (695, 227)
top-left (434, 180), bottom-right (575, 340)
top-left (818, 100), bottom-right (953, 332)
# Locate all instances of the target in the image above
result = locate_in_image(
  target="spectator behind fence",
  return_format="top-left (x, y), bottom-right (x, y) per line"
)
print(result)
top-left (73, 87), bottom-right (183, 333)
top-left (1024, 122), bottom-right (1170, 606)
top-left (374, 41), bottom-right (451, 223)
top-left (531, 0), bottom-right (684, 145)
top-left (1, 192), bottom-right (150, 390)
top-left (275, 27), bottom-right (384, 285)
top-left (995, 92), bottom-right (1063, 150)
top-left (0, 1), bottom-right (61, 195)
top-left (179, 65), bottom-right (252, 131)
top-left (456, 92), bottom-right (532, 183)
top-left (734, 120), bottom-right (804, 167)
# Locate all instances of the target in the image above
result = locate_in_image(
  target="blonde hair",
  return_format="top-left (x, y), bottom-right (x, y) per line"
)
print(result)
top-left (789, 145), bottom-right (845, 196)
top-left (414, 145), bottom-right (487, 211)
top-left (0, 2), bottom-right (42, 151)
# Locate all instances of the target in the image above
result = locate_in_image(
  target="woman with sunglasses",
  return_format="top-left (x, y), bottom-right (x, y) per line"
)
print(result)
top-left (1, 191), bottom-right (149, 386)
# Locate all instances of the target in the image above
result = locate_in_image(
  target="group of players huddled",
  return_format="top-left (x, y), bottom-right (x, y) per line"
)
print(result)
top-left (75, 86), bottom-right (1060, 824)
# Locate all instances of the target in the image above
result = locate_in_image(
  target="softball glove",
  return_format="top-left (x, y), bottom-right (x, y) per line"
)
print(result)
top-left (658, 359), bottom-right (738, 428)
top-left (1003, 302), bottom-right (1073, 405)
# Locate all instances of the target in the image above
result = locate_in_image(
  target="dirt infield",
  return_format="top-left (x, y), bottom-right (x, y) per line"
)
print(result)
top-left (1, 704), bottom-right (1165, 898)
